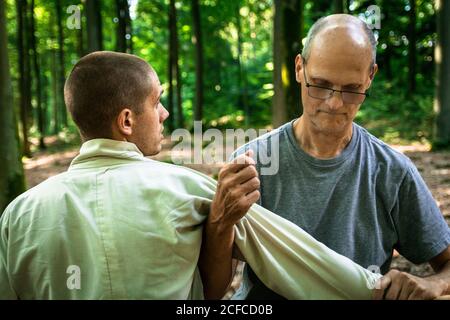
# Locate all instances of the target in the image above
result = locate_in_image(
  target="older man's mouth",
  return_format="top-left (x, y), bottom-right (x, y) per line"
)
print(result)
top-left (319, 110), bottom-right (346, 115)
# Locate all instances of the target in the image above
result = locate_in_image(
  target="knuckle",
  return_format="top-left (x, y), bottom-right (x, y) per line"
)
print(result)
top-left (228, 188), bottom-right (236, 199)
top-left (218, 167), bottom-right (228, 180)
top-left (250, 179), bottom-right (260, 190)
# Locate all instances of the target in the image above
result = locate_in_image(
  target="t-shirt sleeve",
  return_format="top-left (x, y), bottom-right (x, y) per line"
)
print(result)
top-left (393, 162), bottom-right (450, 264)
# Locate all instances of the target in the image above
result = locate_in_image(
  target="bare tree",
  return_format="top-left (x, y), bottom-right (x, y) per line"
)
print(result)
top-left (191, 0), bottom-right (204, 123)
top-left (434, 0), bottom-right (450, 148)
top-left (272, 0), bottom-right (303, 128)
top-left (30, 0), bottom-right (45, 149)
top-left (0, 0), bottom-right (25, 212)
top-left (16, 0), bottom-right (32, 157)
top-left (86, 0), bottom-right (103, 52)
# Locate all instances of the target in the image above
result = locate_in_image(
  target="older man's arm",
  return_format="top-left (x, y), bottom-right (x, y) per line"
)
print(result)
top-left (198, 151), bottom-right (260, 300)
top-left (373, 246), bottom-right (450, 300)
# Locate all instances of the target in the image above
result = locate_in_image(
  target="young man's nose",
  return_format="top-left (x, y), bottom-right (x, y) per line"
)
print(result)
top-left (159, 105), bottom-right (170, 122)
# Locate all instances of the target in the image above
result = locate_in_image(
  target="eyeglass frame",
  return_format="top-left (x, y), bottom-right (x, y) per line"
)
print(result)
top-left (301, 59), bottom-right (371, 104)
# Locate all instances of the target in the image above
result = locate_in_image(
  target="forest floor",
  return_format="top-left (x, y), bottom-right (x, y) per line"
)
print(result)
top-left (24, 136), bottom-right (450, 277)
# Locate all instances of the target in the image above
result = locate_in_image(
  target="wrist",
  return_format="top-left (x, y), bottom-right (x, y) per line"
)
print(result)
top-left (205, 216), bottom-right (235, 240)
top-left (207, 208), bottom-right (236, 234)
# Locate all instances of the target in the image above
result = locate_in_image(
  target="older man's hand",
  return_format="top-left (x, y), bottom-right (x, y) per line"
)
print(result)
top-left (373, 269), bottom-right (449, 300)
top-left (209, 150), bottom-right (260, 230)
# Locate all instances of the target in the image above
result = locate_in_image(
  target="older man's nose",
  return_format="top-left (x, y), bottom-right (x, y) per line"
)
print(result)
top-left (326, 91), bottom-right (344, 110)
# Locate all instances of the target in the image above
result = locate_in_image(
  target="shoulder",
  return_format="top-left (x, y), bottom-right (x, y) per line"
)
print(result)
top-left (231, 121), bottom-right (292, 160)
top-left (1, 172), bottom-right (71, 225)
top-left (355, 124), bottom-right (416, 177)
top-left (113, 158), bottom-right (217, 198)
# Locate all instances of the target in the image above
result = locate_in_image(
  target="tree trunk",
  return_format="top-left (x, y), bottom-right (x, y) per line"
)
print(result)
top-left (16, 0), bottom-right (31, 157)
top-left (86, 0), bottom-right (103, 52)
top-left (77, 8), bottom-right (84, 57)
top-left (173, 0), bottom-right (183, 128)
top-left (381, 3), bottom-right (393, 81)
top-left (333, 0), bottom-right (345, 13)
top-left (30, 0), bottom-right (45, 149)
top-left (167, 0), bottom-right (175, 131)
top-left (191, 0), bottom-right (203, 123)
top-left (168, 0), bottom-right (183, 129)
top-left (52, 46), bottom-right (59, 134)
top-left (236, 2), bottom-right (249, 126)
top-left (115, 0), bottom-right (132, 53)
top-left (433, 0), bottom-right (450, 149)
top-left (272, 0), bottom-right (303, 128)
top-left (41, 54), bottom-right (49, 136)
top-left (407, 0), bottom-right (416, 94)
top-left (56, 0), bottom-right (67, 127)
top-left (0, 0), bottom-right (25, 212)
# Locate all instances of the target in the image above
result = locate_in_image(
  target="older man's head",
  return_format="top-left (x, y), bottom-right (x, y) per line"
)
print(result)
top-left (295, 14), bottom-right (378, 135)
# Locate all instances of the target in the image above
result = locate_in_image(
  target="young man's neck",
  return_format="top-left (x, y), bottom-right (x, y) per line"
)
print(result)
top-left (293, 116), bottom-right (353, 159)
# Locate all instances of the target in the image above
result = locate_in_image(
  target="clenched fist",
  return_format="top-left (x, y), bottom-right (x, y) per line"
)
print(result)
top-left (209, 150), bottom-right (260, 230)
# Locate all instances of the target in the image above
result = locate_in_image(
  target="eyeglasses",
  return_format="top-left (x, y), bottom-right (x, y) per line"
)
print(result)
top-left (302, 64), bottom-right (370, 105)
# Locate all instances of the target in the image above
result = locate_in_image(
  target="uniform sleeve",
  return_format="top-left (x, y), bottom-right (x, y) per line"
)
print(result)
top-left (393, 163), bottom-right (450, 264)
top-left (0, 210), bottom-right (18, 299)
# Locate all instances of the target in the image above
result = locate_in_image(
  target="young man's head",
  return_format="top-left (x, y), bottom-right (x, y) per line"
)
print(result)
top-left (64, 51), bottom-right (169, 156)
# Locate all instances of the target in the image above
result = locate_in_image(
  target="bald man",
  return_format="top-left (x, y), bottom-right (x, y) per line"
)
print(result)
top-left (201, 14), bottom-right (450, 300)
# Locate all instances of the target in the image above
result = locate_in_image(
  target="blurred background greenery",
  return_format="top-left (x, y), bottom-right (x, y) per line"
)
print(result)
top-left (1, 0), bottom-right (449, 211)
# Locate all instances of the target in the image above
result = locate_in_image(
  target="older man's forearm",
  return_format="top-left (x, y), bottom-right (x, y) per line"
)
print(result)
top-left (198, 219), bottom-right (235, 300)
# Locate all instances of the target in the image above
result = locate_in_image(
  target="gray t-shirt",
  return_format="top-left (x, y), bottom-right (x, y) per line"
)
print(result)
top-left (232, 120), bottom-right (450, 299)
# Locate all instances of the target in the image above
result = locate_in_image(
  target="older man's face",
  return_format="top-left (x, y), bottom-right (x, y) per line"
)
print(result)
top-left (296, 24), bottom-right (376, 135)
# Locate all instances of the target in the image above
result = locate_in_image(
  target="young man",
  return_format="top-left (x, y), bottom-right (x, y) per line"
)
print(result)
top-left (0, 51), bottom-right (259, 299)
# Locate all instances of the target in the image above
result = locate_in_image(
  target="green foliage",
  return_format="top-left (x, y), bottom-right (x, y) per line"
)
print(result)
top-left (356, 75), bottom-right (435, 144)
top-left (4, 0), bottom-right (443, 151)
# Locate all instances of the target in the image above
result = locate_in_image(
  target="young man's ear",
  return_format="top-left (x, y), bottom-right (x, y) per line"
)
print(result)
top-left (295, 54), bottom-right (304, 84)
top-left (115, 108), bottom-right (134, 137)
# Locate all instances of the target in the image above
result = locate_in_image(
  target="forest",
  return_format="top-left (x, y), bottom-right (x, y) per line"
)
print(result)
top-left (0, 0), bottom-right (449, 214)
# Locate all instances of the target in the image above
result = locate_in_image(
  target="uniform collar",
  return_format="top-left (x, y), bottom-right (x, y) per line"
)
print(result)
top-left (69, 139), bottom-right (145, 170)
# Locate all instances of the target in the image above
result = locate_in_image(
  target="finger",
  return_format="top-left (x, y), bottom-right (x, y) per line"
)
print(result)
top-left (239, 176), bottom-right (260, 195)
top-left (235, 190), bottom-right (260, 215)
top-left (397, 283), bottom-right (413, 300)
top-left (231, 165), bottom-right (258, 185)
top-left (384, 279), bottom-right (402, 300)
top-left (408, 287), bottom-right (425, 300)
top-left (245, 189), bottom-right (260, 204)
top-left (220, 161), bottom-right (254, 179)
top-left (231, 151), bottom-right (256, 166)
top-left (372, 276), bottom-right (392, 300)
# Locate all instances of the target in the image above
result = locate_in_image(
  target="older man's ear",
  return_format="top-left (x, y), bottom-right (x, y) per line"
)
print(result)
top-left (295, 54), bottom-right (304, 84)
top-left (366, 63), bottom-right (378, 90)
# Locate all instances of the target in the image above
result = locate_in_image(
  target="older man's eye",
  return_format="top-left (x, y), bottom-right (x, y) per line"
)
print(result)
top-left (344, 85), bottom-right (361, 90)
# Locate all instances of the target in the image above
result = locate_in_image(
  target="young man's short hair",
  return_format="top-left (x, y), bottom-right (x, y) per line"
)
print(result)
top-left (64, 51), bottom-right (154, 139)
